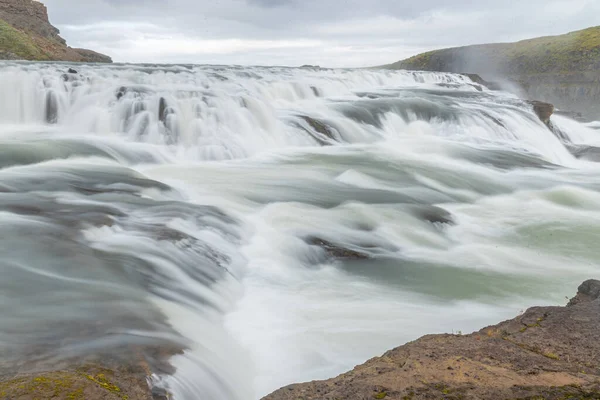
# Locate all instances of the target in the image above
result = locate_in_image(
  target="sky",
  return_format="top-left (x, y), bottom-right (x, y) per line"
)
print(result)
top-left (43, 0), bottom-right (600, 67)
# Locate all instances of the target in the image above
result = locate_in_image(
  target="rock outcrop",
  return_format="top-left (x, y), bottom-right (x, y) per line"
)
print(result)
top-left (0, 0), bottom-right (111, 62)
top-left (263, 280), bottom-right (600, 400)
top-left (0, 340), bottom-right (181, 399)
top-left (527, 100), bottom-right (555, 124)
top-left (385, 26), bottom-right (600, 120)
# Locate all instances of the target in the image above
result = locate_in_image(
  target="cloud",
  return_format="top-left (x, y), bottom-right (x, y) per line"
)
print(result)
top-left (43, 0), bottom-right (600, 67)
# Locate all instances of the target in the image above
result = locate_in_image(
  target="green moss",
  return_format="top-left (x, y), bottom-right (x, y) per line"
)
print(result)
top-left (543, 352), bottom-right (560, 360)
top-left (374, 392), bottom-right (388, 399)
top-left (0, 374), bottom-right (85, 399)
top-left (0, 18), bottom-right (49, 60)
top-left (83, 371), bottom-right (129, 399)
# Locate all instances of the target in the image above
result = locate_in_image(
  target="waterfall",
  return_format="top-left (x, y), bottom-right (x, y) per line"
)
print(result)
top-left (0, 61), bottom-right (599, 400)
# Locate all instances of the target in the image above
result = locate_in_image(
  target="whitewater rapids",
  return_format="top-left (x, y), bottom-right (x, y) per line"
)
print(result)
top-left (0, 62), bottom-right (599, 399)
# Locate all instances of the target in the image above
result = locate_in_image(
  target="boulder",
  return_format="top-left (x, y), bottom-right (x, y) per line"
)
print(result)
top-left (527, 100), bottom-right (555, 124)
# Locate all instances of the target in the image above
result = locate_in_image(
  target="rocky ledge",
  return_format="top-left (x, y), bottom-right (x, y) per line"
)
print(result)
top-left (263, 280), bottom-right (600, 400)
top-left (0, 342), bottom-right (180, 400)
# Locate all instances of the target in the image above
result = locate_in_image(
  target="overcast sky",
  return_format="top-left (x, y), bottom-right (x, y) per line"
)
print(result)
top-left (43, 0), bottom-right (599, 67)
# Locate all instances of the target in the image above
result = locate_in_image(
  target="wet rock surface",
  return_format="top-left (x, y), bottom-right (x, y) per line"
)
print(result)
top-left (527, 100), bottom-right (555, 124)
top-left (263, 280), bottom-right (600, 400)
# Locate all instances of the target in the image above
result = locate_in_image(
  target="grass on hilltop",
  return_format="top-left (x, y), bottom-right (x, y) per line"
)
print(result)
top-left (388, 26), bottom-right (600, 75)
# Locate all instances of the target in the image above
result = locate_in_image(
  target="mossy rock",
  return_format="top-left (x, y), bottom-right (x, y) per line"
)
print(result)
top-left (0, 365), bottom-right (156, 400)
top-left (0, 18), bottom-right (49, 60)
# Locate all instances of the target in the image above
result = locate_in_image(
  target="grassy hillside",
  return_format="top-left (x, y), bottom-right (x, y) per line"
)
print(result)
top-left (0, 18), bottom-right (49, 60)
top-left (388, 26), bottom-right (600, 75)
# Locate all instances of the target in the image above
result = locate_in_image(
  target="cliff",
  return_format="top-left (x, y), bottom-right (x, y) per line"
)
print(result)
top-left (385, 26), bottom-right (600, 119)
top-left (0, 0), bottom-right (111, 62)
top-left (264, 280), bottom-right (600, 400)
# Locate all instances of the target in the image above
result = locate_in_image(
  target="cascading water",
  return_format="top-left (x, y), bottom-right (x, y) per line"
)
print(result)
top-left (0, 61), bottom-right (599, 399)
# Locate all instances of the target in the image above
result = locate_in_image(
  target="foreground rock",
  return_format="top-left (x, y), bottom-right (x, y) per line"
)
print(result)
top-left (263, 280), bottom-right (600, 400)
top-left (0, 364), bottom-right (154, 400)
top-left (0, 343), bottom-right (179, 400)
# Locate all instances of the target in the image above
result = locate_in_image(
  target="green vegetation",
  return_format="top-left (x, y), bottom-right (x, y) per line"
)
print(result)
top-left (543, 352), bottom-right (561, 360)
top-left (0, 18), bottom-right (48, 60)
top-left (0, 369), bottom-right (133, 399)
top-left (0, 373), bottom-right (85, 399)
top-left (387, 26), bottom-right (600, 75)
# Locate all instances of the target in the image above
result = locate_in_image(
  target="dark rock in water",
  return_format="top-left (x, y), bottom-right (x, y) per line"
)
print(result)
top-left (158, 97), bottom-right (168, 124)
top-left (45, 91), bottom-right (58, 124)
top-left (61, 70), bottom-right (81, 82)
top-left (297, 115), bottom-right (340, 145)
top-left (152, 386), bottom-right (172, 400)
top-left (408, 205), bottom-right (454, 225)
top-left (157, 98), bottom-right (179, 144)
top-left (461, 74), bottom-right (502, 91)
top-left (115, 86), bottom-right (154, 101)
top-left (263, 279), bottom-right (600, 400)
top-left (307, 237), bottom-right (369, 260)
top-left (548, 120), bottom-right (570, 141)
top-left (526, 100), bottom-right (554, 124)
top-left (116, 86), bottom-right (126, 100)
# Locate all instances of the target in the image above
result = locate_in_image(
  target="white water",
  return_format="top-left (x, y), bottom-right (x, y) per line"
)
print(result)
top-left (0, 62), bottom-right (599, 399)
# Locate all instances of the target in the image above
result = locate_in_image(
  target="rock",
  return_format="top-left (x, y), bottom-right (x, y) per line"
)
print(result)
top-left (72, 48), bottom-right (113, 64)
top-left (462, 73), bottom-right (502, 91)
top-left (527, 100), bottom-right (555, 124)
top-left (306, 237), bottom-right (370, 260)
top-left (68, 68), bottom-right (78, 74)
top-left (297, 115), bottom-right (340, 144)
top-left (158, 97), bottom-right (168, 124)
top-left (263, 280), bottom-right (600, 400)
top-left (384, 27), bottom-right (600, 120)
top-left (45, 91), bottom-right (58, 124)
top-left (409, 205), bottom-right (454, 225)
top-left (0, 50), bottom-right (19, 60)
top-left (152, 386), bottom-right (171, 400)
top-left (0, 365), bottom-right (155, 400)
top-left (0, 0), bottom-right (64, 44)
top-left (0, 0), bottom-right (112, 62)
top-left (568, 279), bottom-right (600, 306)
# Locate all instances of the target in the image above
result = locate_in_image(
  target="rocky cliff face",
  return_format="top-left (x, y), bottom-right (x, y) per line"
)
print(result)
top-left (0, 0), bottom-right (64, 43)
top-left (0, 0), bottom-right (111, 62)
top-left (385, 26), bottom-right (600, 120)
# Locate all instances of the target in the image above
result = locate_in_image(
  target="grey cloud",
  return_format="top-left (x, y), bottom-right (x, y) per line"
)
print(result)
top-left (43, 0), bottom-right (600, 67)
